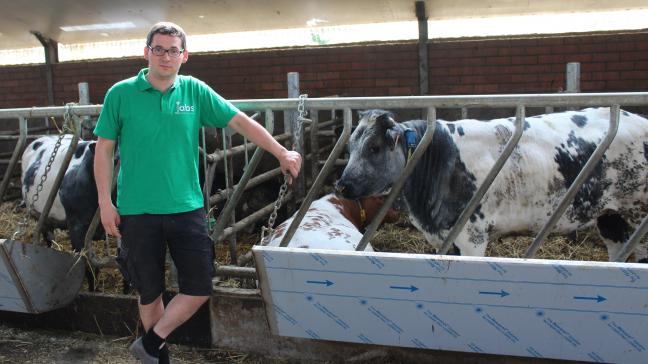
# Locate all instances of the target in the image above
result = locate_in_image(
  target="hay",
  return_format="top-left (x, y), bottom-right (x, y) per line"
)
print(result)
top-left (368, 211), bottom-right (612, 261)
top-left (1, 199), bottom-right (639, 295)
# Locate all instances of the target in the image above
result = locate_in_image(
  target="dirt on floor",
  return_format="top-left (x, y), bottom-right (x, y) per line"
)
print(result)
top-left (0, 322), bottom-right (300, 364)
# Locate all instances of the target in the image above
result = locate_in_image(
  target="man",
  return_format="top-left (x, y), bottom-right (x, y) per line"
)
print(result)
top-left (94, 22), bottom-right (301, 363)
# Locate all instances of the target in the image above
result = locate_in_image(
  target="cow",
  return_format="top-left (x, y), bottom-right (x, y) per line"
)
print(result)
top-left (335, 108), bottom-right (648, 263)
top-left (264, 193), bottom-right (399, 250)
top-left (238, 193), bottom-right (399, 266)
top-left (21, 135), bottom-right (108, 291)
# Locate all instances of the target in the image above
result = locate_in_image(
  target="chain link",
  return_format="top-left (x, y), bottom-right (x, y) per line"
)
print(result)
top-left (258, 95), bottom-right (306, 245)
top-left (297, 94), bottom-right (308, 120)
top-left (260, 174), bottom-right (289, 245)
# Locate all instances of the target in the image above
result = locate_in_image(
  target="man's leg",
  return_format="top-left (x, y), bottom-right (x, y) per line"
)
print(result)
top-left (139, 294), bottom-right (165, 331)
top-left (119, 214), bottom-right (168, 362)
top-left (148, 294), bottom-right (209, 338)
top-left (152, 208), bottom-right (214, 338)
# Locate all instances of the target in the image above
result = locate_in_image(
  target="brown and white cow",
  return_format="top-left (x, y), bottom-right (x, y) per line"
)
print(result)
top-left (264, 193), bottom-right (399, 251)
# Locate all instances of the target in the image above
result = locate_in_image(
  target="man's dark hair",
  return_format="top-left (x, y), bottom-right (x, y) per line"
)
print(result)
top-left (146, 22), bottom-right (187, 50)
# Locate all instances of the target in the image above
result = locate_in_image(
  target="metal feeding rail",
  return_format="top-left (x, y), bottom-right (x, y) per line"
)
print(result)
top-left (237, 91), bottom-right (648, 364)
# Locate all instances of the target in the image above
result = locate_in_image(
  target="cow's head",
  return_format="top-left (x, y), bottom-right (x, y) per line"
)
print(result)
top-left (335, 109), bottom-right (407, 199)
top-left (81, 116), bottom-right (98, 140)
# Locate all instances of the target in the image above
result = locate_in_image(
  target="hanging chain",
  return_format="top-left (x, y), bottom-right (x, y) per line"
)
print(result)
top-left (260, 174), bottom-right (290, 245)
top-left (258, 95), bottom-right (308, 245)
top-left (297, 94), bottom-right (308, 121)
top-left (13, 104), bottom-right (77, 240)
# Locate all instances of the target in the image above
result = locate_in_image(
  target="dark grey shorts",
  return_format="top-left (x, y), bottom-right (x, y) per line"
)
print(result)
top-left (117, 208), bottom-right (214, 305)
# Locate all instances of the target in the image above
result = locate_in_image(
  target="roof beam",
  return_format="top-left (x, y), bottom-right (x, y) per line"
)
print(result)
top-left (30, 31), bottom-right (57, 105)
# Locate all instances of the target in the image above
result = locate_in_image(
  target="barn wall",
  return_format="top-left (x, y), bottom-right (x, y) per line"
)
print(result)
top-left (0, 31), bottom-right (646, 109)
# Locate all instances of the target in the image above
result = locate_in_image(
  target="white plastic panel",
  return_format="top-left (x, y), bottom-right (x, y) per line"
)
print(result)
top-left (254, 246), bottom-right (648, 363)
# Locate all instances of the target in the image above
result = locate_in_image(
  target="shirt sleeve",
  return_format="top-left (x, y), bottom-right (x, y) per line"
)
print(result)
top-left (195, 78), bottom-right (239, 128)
top-left (94, 85), bottom-right (121, 140)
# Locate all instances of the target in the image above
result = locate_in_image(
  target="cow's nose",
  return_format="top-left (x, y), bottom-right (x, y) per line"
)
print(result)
top-left (334, 180), bottom-right (346, 195)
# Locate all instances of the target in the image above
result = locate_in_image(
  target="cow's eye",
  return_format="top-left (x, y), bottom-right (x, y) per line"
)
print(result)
top-left (369, 145), bottom-right (380, 154)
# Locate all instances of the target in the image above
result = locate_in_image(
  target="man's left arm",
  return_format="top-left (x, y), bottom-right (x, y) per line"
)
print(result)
top-left (228, 111), bottom-right (302, 180)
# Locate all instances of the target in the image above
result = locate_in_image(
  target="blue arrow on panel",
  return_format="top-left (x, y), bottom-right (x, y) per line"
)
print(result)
top-left (479, 289), bottom-right (509, 297)
top-left (390, 285), bottom-right (418, 292)
top-left (306, 280), bottom-right (333, 286)
top-left (573, 295), bottom-right (606, 303)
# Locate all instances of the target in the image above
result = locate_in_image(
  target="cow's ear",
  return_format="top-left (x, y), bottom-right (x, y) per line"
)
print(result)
top-left (376, 112), bottom-right (397, 129)
top-left (385, 128), bottom-right (401, 151)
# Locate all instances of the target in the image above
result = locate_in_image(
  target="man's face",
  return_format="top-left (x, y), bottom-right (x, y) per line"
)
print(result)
top-left (144, 33), bottom-right (188, 81)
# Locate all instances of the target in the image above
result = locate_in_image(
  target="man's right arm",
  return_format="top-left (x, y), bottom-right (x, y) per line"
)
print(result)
top-left (94, 137), bottom-right (121, 237)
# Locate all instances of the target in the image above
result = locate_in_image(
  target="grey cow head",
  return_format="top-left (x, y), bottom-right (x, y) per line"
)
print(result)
top-left (335, 109), bottom-right (407, 199)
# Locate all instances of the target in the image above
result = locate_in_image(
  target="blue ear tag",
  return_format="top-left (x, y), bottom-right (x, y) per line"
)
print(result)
top-left (404, 129), bottom-right (417, 149)
top-left (403, 128), bottom-right (417, 159)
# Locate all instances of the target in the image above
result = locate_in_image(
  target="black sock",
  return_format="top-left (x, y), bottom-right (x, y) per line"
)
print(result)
top-left (158, 344), bottom-right (170, 364)
top-left (142, 328), bottom-right (165, 358)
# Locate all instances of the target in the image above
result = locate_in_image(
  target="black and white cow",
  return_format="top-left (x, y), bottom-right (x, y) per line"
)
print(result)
top-left (22, 135), bottom-right (106, 289)
top-left (335, 108), bottom-right (648, 262)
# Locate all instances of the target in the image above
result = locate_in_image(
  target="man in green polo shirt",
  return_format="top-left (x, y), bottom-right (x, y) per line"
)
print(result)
top-left (94, 22), bottom-right (302, 364)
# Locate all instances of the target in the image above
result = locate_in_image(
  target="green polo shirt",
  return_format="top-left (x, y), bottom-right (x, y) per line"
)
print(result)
top-left (94, 68), bottom-right (239, 215)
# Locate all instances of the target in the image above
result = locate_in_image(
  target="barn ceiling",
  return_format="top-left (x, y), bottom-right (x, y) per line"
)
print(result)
top-left (2, 0), bottom-right (647, 51)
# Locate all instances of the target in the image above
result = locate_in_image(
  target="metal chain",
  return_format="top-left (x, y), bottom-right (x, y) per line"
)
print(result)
top-left (13, 104), bottom-right (76, 240)
top-left (297, 94), bottom-right (308, 121)
top-left (258, 95), bottom-right (306, 245)
top-left (260, 174), bottom-right (289, 245)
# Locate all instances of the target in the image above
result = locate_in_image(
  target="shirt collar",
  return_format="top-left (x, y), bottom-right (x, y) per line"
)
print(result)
top-left (135, 68), bottom-right (181, 92)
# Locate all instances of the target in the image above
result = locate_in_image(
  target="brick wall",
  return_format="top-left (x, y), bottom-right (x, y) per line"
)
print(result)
top-left (0, 31), bottom-right (646, 109)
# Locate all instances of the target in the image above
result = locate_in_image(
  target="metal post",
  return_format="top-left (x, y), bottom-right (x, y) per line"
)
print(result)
top-left (310, 111), bottom-right (320, 184)
top-left (0, 117), bottom-right (27, 201)
top-left (416, 1), bottom-right (429, 96)
top-left (78, 82), bottom-right (89, 104)
top-left (287, 72), bottom-right (305, 202)
top-left (222, 129), bottom-right (238, 264)
top-left (78, 82), bottom-right (91, 139)
top-left (566, 62), bottom-right (581, 93)
top-left (31, 31), bottom-right (57, 105)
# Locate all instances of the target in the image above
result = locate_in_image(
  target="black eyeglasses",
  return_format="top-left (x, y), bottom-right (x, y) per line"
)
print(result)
top-left (148, 45), bottom-right (184, 58)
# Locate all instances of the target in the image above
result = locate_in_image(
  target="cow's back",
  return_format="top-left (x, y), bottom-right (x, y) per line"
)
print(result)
top-left (21, 135), bottom-right (93, 224)
top-left (447, 107), bottom-right (648, 235)
top-left (266, 194), bottom-right (373, 251)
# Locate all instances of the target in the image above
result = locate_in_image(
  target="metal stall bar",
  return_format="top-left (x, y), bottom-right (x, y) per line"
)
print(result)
top-left (614, 213), bottom-right (648, 262)
top-left (219, 192), bottom-right (294, 242)
top-left (439, 106), bottom-right (526, 254)
top-left (6, 93), bottom-right (644, 123)
top-left (310, 111), bottom-right (320, 184)
top-left (279, 108), bottom-right (353, 247)
top-left (209, 167), bottom-right (283, 206)
top-left (356, 108), bottom-right (437, 251)
top-left (207, 133), bottom-right (291, 163)
top-left (83, 162), bottom-right (120, 269)
top-left (212, 144), bottom-right (334, 241)
top-left (524, 105), bottom-right (621, 258)
top-left (231, 93), bottom-right (648, 111)
top-left (0, 117), bottom-right (27, 201)
top-left (211, 110), bottom-right (274, 264)
top-left (32, 109), bottom-right (82, 245)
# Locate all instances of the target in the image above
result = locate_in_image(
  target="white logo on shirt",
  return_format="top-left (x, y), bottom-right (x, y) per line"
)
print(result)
top-left (175, 101), bottom-right (195, 114)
